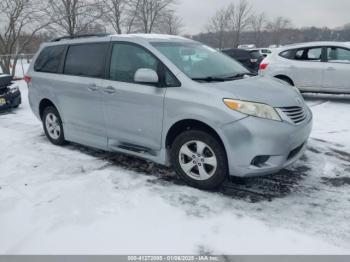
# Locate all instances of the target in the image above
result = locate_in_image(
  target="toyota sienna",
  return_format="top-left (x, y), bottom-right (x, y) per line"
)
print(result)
top-left (26, 34), bottom-right (313, 189)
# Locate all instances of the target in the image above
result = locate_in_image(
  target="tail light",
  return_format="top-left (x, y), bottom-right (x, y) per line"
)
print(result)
top-left (259, 63), bottom-right (268, 70)
top-left (24, 75), bottom-right (31, 84)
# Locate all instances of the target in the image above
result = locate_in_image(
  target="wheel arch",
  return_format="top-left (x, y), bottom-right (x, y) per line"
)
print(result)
top-left (165, 119), bottom-right (227, 156)
top-left (274, 74), bottom-right (295, 86)
top-left (39, 98), bottom-right (58, 120)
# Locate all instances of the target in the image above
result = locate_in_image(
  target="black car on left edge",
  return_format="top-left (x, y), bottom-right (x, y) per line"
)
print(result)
top-left (0, 74), bottom-right (21, 111)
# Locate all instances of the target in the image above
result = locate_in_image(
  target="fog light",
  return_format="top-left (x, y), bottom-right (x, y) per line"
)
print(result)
top-left (251, 155), bottom-right (270, 167)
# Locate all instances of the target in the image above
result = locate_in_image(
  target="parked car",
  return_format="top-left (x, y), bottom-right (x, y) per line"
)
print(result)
top-left (259, 42), bottom-right (350, 94)
top-left (256, 48), bottom-right (272, 57)
top-left (238, 44), bottom-right (256, 49)
top-left (222, 48), bottom-right (264, 72)
top-left (0, 74), bottom-right (21, 111)
top-left (26, 34), bottom-right (312, 190)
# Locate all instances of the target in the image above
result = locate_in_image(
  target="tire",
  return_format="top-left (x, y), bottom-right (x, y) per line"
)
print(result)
top-left (42, 106), bottom-right (66, 146)
top-left (171, 130), bottom-right (228, 190)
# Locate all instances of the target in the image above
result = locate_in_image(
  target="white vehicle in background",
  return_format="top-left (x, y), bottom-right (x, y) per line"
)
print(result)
top-left (238, 44), bottom-right (256, 49)
top-left (259, 42), bottom-right (350, 94)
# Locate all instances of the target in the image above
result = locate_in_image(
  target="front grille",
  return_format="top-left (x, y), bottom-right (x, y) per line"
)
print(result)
top-left (279, 106), bottom-right (307, 124)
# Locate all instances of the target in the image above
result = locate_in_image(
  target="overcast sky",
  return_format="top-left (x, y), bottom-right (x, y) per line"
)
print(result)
top-left (176, 0), bottom-right (350, 35)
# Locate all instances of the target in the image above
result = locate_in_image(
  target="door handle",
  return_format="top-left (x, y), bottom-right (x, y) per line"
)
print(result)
top-left (326, 67), bottom-right (336, 71)
top-left (289, 65), bottom-right (297, 69)
top-left (88, 83), bottom-right (99, 91)
top-left (104, 86), bottom-right (117, 94)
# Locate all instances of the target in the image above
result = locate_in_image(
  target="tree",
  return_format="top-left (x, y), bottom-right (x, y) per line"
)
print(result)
top-left (45, 0), bottom-right (104, 36)
top-left (267, 16), bottom-right (292, 46)
top-left (158, 9), bottom-right (183, 35)
top-left (227, 0), bottom-right (252, 47)
top-left (129, 0), bottom-right (176, 33)
top-left (206, 7), bottom-right (230, 50)
top-left (0, 0), bottom-right (50, 75)
top-left (101, 0), bottom-right (127, 34)
top-left (250, 12), bottom-right (267, 47)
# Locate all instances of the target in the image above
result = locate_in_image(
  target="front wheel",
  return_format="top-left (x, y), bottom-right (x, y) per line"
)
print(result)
top-left (171, 130), bottom-right (228, 190)
top-left (42, 106), bottom-right (66, 146)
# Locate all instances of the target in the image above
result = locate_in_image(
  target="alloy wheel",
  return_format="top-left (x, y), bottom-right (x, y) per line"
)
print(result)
top-left (178, 140), bottom-right (218, 181)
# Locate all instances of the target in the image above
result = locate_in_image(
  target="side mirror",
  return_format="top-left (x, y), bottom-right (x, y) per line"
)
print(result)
top-left (134, 68), bottom-right (159, 84)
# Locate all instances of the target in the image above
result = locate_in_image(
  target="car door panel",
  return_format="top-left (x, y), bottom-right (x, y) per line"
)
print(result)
top-left (58, 43), bottom-right (109, 149)
top-left (323, 47), bottom-right (350, 91)
top-left (102, 42), bottom-right (166, 152)
top-left (102, 81), bottom-right (165, 151)
top-left (290, 47), bottom-right (325, 89)
top-left (56, 75), bottom-right (107, 149)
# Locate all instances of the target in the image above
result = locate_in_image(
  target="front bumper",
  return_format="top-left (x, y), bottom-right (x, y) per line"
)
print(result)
top-left (221, 108), bottom-right (313, 177)
top-left (0, 88), bottom-right (21, 110)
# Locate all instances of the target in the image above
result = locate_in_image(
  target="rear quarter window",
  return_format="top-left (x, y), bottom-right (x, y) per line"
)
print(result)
top-left (34, 45), bottom-right (66, 73)
top-left (279, 50), bottom-right (294, 59)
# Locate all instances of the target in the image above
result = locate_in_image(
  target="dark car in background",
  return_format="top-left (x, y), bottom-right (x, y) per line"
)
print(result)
top-left (222, 48), bottom-right (264, 73)
top-left (0, 75), bottom-right (21, 111)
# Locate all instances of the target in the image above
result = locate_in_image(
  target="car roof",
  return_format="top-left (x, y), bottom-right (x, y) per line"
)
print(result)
top-left (222, 48), bottom-right (250, 54)
top-left (280, 41), bottom-right (350, 50)
top-left (42, 34), bottom-right (196, 47)
top-left (43, 33), bottom-right (195, 47)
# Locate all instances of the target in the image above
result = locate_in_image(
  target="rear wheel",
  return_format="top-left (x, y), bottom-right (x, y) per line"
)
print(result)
top-left (171, 130), bottom-right (228, 190)
top-left (42, 106), bottom-right (66, 145)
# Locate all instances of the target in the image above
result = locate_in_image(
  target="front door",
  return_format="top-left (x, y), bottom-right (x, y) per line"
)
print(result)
top-left (323, 46), bottom-right (350, 92)
top-left (101, 42), bottom-right (166, 153)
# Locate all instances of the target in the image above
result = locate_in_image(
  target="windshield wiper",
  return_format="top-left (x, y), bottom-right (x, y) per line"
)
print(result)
top-left (229, 72), bottom-right (258, 78)
top-left (192, 72), bottom-right (257, 82)
top-left (191, 76), bottom-right (229, 82)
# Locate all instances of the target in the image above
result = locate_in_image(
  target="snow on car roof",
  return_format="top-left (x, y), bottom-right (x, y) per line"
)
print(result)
top-left (111, 33), bottom-right (191, 42)
top-left (281, 41), bottom-right (350, 49)
top-left (46, 34), bottom-right (193, 47)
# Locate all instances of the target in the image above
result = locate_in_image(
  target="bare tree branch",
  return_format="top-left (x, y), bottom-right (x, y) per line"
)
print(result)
top-left (250, 12), bottom-right (267, 47)
top-left (266, 16), bottom-right (292, 46)
top-left (0, 0), bottom-right (51, 75)
top-left (206, 7), bottom-right (230, 50)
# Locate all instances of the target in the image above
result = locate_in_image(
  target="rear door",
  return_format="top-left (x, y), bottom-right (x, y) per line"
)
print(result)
top-left (288, 46), bottom-right (325, 89)
top-left (100, 42), bottom-right (178, 153)
top-left (57, 42), bottom-right (109, 149)
top-left (323, 46), bottom-right (350, 92)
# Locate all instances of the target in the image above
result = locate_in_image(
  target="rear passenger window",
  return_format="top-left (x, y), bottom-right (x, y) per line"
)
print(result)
top-left (64, 43), bottom-right (108, 78)
top-left (294, 47), bottom-right (322, 61)
top-left (34, 45), bottom-right (65, 73)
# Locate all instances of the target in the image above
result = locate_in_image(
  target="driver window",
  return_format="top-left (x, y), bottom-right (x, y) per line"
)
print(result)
top-left (327, 47), bottom-right (350, 63)
top-left (109, 43), bottom-right (159, 83)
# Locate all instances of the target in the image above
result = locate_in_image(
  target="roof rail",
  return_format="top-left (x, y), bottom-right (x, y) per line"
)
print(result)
top-left (50, 33), bottom-right (110, 42)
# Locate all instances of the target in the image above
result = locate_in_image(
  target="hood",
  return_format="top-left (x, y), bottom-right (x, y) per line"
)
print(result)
top-left (209, 76), bottom-right (304, 108)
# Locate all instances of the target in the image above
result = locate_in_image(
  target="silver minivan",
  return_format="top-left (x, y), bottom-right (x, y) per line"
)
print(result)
top-left (26, 34), bottom-right (313, 189)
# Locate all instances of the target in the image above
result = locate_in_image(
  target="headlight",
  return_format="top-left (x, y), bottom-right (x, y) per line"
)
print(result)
top-left (9, 86), bottom-right (19, 94)
top-left (223, 99), bottom-right (281, 121)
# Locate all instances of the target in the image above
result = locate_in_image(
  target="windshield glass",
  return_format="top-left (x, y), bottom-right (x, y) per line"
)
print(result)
top-left (151, 42), bottom-right (249, 80)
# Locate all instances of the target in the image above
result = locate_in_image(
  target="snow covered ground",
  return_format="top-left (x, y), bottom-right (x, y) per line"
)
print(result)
top-left (0, 81), bottom-right (349, 254)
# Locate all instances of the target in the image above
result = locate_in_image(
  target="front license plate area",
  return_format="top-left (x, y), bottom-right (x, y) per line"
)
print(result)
top-left (0, 98), bottom-right (6, 106)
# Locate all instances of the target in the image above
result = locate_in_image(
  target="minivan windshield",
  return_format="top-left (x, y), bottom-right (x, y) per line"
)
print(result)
top-left (151, 42), bottom-right (250, 81)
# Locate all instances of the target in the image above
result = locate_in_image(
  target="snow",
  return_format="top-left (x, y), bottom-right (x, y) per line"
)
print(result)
top-left (0, 81), bottom-right (350, 254)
